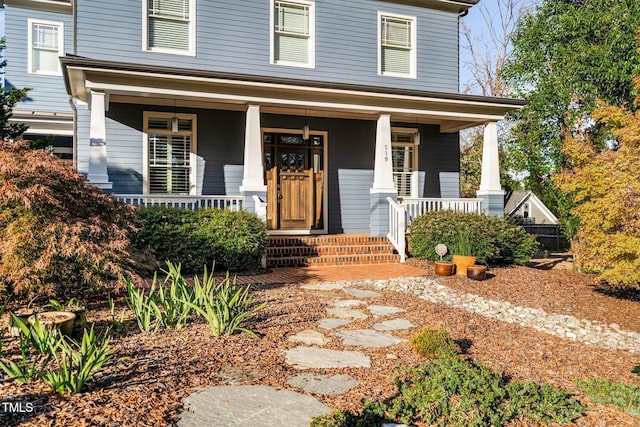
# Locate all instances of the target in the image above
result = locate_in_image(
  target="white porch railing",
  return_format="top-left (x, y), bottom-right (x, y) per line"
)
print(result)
top-left (114, 194), bottom-right (244, 211)
top-left (401, 197), bottom-right (483, 226)
top-left (387, 197), bottom-right (406, 263)
top-left (387, 197), bottom-right (484, 262)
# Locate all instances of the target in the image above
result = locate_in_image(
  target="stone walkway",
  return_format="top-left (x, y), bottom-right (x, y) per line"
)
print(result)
top-left (178, 274), bottom-right (640, 426)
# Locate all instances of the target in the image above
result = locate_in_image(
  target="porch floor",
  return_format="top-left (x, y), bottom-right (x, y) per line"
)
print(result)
top-left (229, 263), bottom-right (425, 285)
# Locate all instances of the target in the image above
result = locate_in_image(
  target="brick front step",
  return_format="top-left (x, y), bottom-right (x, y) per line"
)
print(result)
top-left (266, 234), bottom-right (401, 268)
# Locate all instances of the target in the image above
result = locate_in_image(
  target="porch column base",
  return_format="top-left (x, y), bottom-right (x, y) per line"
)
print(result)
top-left (476, 189), bottom-right (505, 216)
top-left (370, 191), bottom-right (396, 237)
top-left (240, 189), bottom-right (267, 215)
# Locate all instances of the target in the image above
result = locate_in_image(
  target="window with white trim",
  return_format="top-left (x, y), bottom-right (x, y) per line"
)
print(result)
top-left (272, 0), bottom-right (315, 67)
top-left (145, 0), bottom-right (195, 55)
top-left (391, 130), bottom-right (419, 198)
top-left (144, 112), bottom-right (197, 194)
top-left (28, 19), bottom-right (64, 75)
top-left (379, 13), bottom-right (416, 78)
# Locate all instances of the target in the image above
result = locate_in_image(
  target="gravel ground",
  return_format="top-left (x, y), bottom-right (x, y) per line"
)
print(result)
top-left (1, 262), bottom-right (639, 426)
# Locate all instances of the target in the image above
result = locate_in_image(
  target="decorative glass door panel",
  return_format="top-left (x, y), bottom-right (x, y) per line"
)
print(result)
top-left (263, 131), bottom-right (324, 230)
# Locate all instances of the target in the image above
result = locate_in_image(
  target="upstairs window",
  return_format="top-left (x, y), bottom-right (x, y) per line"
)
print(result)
top-left (28, 19), bottom-right (64, 75)
top-left (145, 0), bottom-right (195, 55)
top-left (272, 0), bottom-right (315, 67)
top-left (144, 112), bottom-right (197, 195)
top-left (379, 13), bottom-right (416, 78)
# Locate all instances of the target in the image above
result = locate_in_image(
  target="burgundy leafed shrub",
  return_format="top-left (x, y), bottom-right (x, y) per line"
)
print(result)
top-left (0, 141), bottom-right (154, 296)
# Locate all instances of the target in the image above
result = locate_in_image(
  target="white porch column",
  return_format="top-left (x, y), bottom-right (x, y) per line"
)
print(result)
top-left (476, 121), bottom-right (505, 216)
top-left (240, 105), bottom-right (266, 193)
top-left (371, 114), bottom-right (396, 193)
top-left (240, 105), bottom-right (266, 214)
top-left (87, 90), bottom-right (112, 190)
top-left (370, 114), bottom-right (397, 237)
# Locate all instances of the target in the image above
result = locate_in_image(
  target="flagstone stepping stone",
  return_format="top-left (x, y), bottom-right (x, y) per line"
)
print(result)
top-left (178, 385), bottom-right (330, 427)
top-left (285, 346), bottom-right (371, 369)
top-left (286, 373), bottom-right (360, 395)
top-left (318, 318), bottom-right (352, 329)
top-left (367, 304), bottom-right (405, 317)
top-left (215, 365), bottom-right (265, 385)
top-left (326, 307), bottom-right (368, 320)
top-left (344, 288), bottom-right (380, 298)
top-left (373, 319), bottom-right (415, 331)
top-left (336, 329), bottom-right (407, 348)
top-left (288, 330), bottom-right (330, 346)
top-left (333, 299), bottom-right (366, 307)
top-left (302, 282), bottom-right (345, 291)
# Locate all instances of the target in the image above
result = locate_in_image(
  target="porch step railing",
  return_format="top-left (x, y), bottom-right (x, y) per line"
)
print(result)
top-left (387, 197), bottom-right (484, 263)
top-left (114, 194), bottom-right (243, 211)
top-left (387, 197), bottom-right (406, 263)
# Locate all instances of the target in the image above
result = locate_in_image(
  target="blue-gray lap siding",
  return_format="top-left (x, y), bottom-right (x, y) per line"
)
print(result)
top-left (4, 6), bottom-right (73, 113)
top-left (91, 105), bottom-right (459, 233)
top-left (75, 0), bottom-right (459, 93)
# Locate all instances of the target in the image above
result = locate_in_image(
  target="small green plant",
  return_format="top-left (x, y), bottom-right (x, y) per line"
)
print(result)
top-left (184, 273), bottom-right (266, 337)
top-left (41, 326), bottom-right (112, 394)
top-left (633, 364), bottom-right (640, 376)
top-left (108, 294), bottom-right (126, 335)
top-left (0, 314), bottom-right (56, 383)
top-left (44, 297), bottom-right (83, 312)
top-left (125, 277), bottom-right (162, 333)
top-left (312, 353), bottom-right (585, 427)
top-left (409, 327), bottom-right (459, 358)
top-left (154, 262), bottom-right (195, 329)
top-left (576, 377), bottom-right (640, 417)
top-left (451, 230), bottom-right (474, 256)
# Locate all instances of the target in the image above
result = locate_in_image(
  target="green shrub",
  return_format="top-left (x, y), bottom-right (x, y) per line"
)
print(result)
top-left (0, 141), bottom-right (154, 296)
top-left (576, 377), bottom-right (640, 417)
top-left (633, 364), bottom-right (640, 376)
top-left (409, 327), bottom-right (459, 358)
top-left (132, 206), bottom-right (267, 273)
top-left (408, 210), bottom-right (538, 265)
top-left (312, 354), bottom-right (585, 427)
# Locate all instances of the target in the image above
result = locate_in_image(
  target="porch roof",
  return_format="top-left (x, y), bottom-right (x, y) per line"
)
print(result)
top-left (61, 55), bottom-right (525, 133)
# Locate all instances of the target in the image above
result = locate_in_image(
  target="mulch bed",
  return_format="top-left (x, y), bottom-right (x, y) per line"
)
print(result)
top-left (1, 261), bottom-right (639, 426)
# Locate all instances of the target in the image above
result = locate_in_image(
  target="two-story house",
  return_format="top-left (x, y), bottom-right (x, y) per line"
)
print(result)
top-left (3, 0), bottom-right (525, 264)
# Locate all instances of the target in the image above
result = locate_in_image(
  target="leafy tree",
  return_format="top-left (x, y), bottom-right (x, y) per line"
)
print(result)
top-left (0, 37), bottom-right (30, 140)
top-left (502, 0), bottom-right (640, 233)
top-left (554, 77), bottom-right (640, 290)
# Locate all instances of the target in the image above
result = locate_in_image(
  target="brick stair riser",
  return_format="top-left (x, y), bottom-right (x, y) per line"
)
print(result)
top-left (267, 245), bottom-right (396, 258)
top-left (266, 254), bottom-right (401, 268)
top-left (268, 237), bottom-right (389, 248)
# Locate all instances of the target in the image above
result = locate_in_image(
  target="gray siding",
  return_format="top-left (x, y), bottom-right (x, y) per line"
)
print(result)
top-left (4, 6), bottom-right (73, 113)
top-left (76, 0), bottom-right (459, 93)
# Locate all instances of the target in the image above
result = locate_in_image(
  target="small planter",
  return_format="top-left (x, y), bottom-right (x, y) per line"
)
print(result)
top-left (70, 307), bottom-right (87, 338)
top-left (9, 310), bottom-right (35, 337)
top-left (434, 261), bottom-right (455, 276)
top-left (452, 255), bottom-right (477, 276)
top-left (29, 311), bottom-right (76, 336)
top-left (467, 265), bottom-right (487, 281)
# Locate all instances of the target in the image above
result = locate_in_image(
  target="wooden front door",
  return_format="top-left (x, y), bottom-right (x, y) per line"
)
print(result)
top-left (264, 131), bottom-right (324, 231)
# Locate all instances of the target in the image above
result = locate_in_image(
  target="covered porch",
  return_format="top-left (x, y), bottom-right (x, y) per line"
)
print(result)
top-left (62, 56), bottom-right (523, 256)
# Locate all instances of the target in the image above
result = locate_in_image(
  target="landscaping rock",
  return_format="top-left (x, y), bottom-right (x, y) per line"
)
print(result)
top-left (373, 319), bottom-right (415, 331)
top-left (318, 318), bottom-right (352, 329)
top-left (336, 329), bottom-right (407, 348)
top-left (288, 330), bottom-right (330, 346)
top-left (215, 366), bottom-right (265, 385)
top-left (286, 373), bottom-right (360, 395)
top-left (333, 299), bottom-right (366, 307)
top-left (285, 346), bottom-right (371, 369)
top-left (178, 385), bottom-right (330, 427)
top-left (367, 304), bottom-right (405, 316)
top-left (343, 288), bottom-right (380, 298)
top-left (326, 307), bottom-right (368, 320)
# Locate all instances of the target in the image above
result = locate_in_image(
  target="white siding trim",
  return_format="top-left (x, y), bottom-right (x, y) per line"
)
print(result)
top-left (377, 11), bottom-right (417, 79)
top-left (27, 18), bottom-right (64, 76)
top-left (270, 0), bottom-right (316, 69)
top-left (141, 0), bottom-right (196, 56)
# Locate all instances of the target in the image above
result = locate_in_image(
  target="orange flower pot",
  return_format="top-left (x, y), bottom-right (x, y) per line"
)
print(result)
top-left (452, 255), bottom-right (477, 276)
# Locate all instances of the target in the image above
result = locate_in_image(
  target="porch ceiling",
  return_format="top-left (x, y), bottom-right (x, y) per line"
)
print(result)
top-left (61, 55), bottom-right (525, 133)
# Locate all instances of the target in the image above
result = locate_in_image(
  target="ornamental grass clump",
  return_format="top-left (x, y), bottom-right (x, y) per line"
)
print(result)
top-left (409, 327), bottom-right (459, 358)
top-left (0, 141), bottom-right (155, 296)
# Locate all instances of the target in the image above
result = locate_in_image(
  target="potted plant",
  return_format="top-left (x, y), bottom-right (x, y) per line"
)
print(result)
top-left (434, 243), bottom-right (455, 276)
top-left (451, 231), bottom-right (477, 277)
top-left (467, 264), bottom-right (487, 281)
top-left (44, 298), bottom-right (86, 338)
top-left (8, 297), bottom-right (37, 337)
top-left (28, 311), bottom-right (76, 336)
